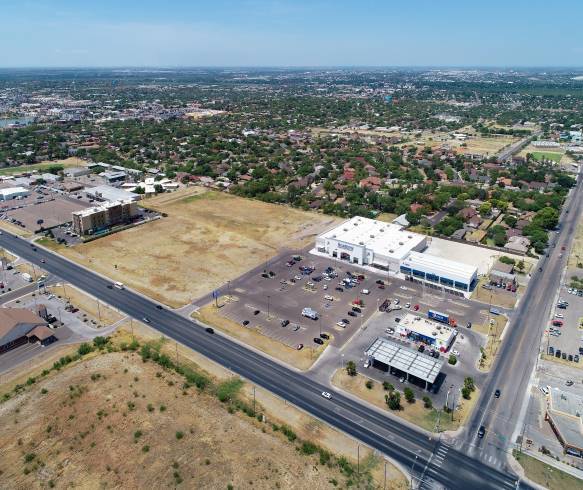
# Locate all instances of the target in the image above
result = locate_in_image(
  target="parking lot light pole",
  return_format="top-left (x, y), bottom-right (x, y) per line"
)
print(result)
top-left (267, 295), bottom-right (271, 320)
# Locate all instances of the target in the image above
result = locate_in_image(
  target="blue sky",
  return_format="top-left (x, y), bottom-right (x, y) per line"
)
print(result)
top-left (2, 0), bottom-right (582, 67)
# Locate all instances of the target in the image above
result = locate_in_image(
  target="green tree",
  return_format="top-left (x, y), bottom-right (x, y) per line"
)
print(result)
top-left (345, 361), bottom-right (357, 377)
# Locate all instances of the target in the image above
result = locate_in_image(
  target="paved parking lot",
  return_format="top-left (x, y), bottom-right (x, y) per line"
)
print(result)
top-left (0, 289), bottom-right (121, 374)
top-left (545, 284), bottom-right (583, 364)
top-left (217, 253), bottom-right (392, 349)
top-left (327, 296), bottom-right (488, 403)
top-left (216, 250), bottom-right (495, 358)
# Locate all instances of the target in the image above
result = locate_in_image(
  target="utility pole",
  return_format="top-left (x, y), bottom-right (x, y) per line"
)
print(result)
top-left (130, 317), bottom-right (134, 339)
top-left (97, 300), bottom-right (102, 323)
top-left (383, 459), bottom-right (387, 490)
top-left (175, 342), bottom-right (179, 366)
top-left (253, 386), bottom-right (256, 416)
top-left (357, 444), bottom-right (360, 476)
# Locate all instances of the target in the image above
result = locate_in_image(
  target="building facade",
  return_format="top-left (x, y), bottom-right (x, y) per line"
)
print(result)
top-left (316, 216), bottom-right (427, 271)
top-left (72, 200), bottom-right (139, 235)
top-left (400, 251), bottom-right (478, 293)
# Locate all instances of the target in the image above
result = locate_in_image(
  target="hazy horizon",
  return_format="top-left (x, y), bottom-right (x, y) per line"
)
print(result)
top-left (2, 0), bottom-right (583, 68)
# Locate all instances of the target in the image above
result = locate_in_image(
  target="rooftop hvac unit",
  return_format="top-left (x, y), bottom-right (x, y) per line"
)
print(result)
top-left (408, 235), bottom-right (413, 238)
top-left (359, 241), bottom-right (364, 245)
top-left (343, 228), bottom-right (348, 232)
top-left (432, 331), bottom-right (438, 336)
top-left (389, 249), bottom-right (394, 253)
top-left (399, 242), bottom-right (404, 246)
top-left (380, 229), bottom-right (385, 232)
top-left (370, 235), bottom-right (375, 238)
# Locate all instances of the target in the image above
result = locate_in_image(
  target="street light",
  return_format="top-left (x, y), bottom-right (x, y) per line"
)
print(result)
top-left (267, 295), bottom-right (271, 320)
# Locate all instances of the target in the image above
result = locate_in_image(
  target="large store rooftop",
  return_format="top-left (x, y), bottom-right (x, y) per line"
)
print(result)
top-left (318, 216), bottom-right (426, 259)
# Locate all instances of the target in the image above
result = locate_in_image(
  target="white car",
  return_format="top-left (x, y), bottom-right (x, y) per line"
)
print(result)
top-left (568, 288), bottom-right (574, 294)
top-left (394, 299), bottom-right (400, 305)
top-left (452, 350), bottom-right (460, 356)
top-left (363, 360), bottom-right (371, 368)
top-left (336, 321), bottom-right (347, 328)
top-left (385, 327), bottom-right (395, 334)
top-left (361, 289), bottom-right (370, 295)
top-left (405, 302), bottom-right (411, 309)
top-left (323, 284), bottom-right (328, 290)
top-left (555, 313), bottom-right (564, 319)
top-left (321, 391), bottom-right (332, 399)
top-left (324, 295), bottom-right (334, 301)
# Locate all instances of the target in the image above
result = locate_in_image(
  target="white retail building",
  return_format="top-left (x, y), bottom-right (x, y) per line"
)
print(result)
top-left (315, 216), bottom-right (479, 294)
top-left (400, 251), bottom-right (478, 293)
top-left (0, 186), bottom-right (30, 201)
top-left (315, 216), bottom-right (427, 271)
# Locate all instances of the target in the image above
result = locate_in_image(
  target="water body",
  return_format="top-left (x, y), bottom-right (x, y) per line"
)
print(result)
top-left (0, 116), bottom-right (35, 128)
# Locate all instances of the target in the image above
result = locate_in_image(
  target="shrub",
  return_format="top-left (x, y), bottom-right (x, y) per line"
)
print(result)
top-left (385, 392), bottom-right (401, 410)
top-left (142, 445), bottom-right (150, 453)
top-left (422, 396), bottom-right (433, 409)
top-left (461, 387), bottom-right (471, 400)
top-left (77, 343), bottom-right (93, 356)
top-left (300, 441), bottom-right (318, 455)
top-left (404, 387), bottom-right (415, 403)
top-left (216, 378), bottom-right (244, 403)
top-left (448, 355), bottom-right (457, 365)
top-left (382, 381), bottom-right (394, 392)
top-left (93, 336), bottom-right (109, 349)
top-left (175, 431), bottom-right (184, 440)
top-left (24, 453), bottom-right (36, 463)
top-left (365, 380), bottom-right (374, 390)
top-left (280, 425), bottom-right (297, 442)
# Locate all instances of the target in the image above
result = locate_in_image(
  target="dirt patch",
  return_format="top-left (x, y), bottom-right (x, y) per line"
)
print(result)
top-left (568, 213), bottom-right (583, 270)
top-left (474, 314), bottom-right (507, 372)
top-left (57, 188), bottom-right (340, 308)
top-left (194, 301), bottom-right (326, 371)
top-left (331, 369), bottom-right (478, 433)
top-left (472, 279), bottom-right (519, 309)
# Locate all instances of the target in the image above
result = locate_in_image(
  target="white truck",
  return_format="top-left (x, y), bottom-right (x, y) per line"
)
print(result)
top-left (302, 307), bottom-right (319, 320)
top-left (21, 272), bottom-right (33, 283)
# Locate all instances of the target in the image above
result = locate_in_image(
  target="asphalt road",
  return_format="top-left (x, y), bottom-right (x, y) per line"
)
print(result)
top-left (0, 235), bottom-right (523, 489)
top-left (462, 169), bottom-right (583, 468)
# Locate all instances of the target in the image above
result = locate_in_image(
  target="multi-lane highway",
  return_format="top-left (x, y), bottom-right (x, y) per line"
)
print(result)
top-left (462, 168), bottom-right (583, 468)
top-left (0, 233), bottom-right (523, 489)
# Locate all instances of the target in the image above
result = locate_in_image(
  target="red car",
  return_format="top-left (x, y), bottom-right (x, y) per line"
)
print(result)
top-left (552, 320), bottom-right (563, 327)
top-left (413, 304), bottom-right (420, 311)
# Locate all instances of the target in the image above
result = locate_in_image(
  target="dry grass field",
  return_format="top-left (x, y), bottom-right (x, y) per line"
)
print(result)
top-left (59, 188), bottom-right (340, 308)
top-left (0, 353), bottom-right (350, 489)
top-left (0, 332), bottom-right (407, 490)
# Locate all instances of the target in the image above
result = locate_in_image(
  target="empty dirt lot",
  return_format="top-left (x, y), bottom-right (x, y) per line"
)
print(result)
top-left (58, 188), bottom-right (340, 308)
top-left (0, 352), bottom-right (358, 489)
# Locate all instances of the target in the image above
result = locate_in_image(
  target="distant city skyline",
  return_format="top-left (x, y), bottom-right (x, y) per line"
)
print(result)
top-left (3, 0), bottom-right (583, 68)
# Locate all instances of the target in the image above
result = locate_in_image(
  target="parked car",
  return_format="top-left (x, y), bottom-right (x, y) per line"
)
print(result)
top-left (313, 337), bottom-right (324, 345)
top-left (281, 319), bottom-right (290, 327)
top-left (348, 311), bottom-right (357, 317)
top-left (413, 304), bottom-right (420, 311)
top-left (254, 310), bottom-right (260, 315)
top-left (466, 321), bottom-right (472, 329)
top-left (352, 306), bottom-right (362, 313)
top-left (336, 321), bottom-right (347, 328)
top-left (320, 333), bottom-right (330, 340)
top-left (205, 327), bottom-right (214, 334)
top-left (361, 289), bottom-right (370, 295)
top-left (405, 302), bottom-right (411, 309)
top-left (242, 320), bottom-right (250, 326)
top-left (494, 389), bottom-right (501, 398)
top-left (296, 344), bottom-right (304, 350)
top-left (335, 287), bottom-right (344, 292)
